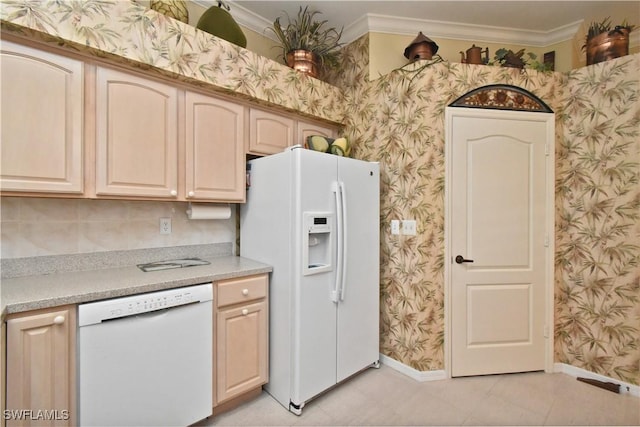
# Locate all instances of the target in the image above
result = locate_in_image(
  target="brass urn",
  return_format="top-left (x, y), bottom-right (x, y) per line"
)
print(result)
top-left (586, 28), bottom-right (630, 65)
top-left (286, 50), bottom-right (320, 78)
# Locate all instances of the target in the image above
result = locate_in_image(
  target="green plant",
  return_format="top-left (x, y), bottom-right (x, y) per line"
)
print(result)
top-left (489, 48), bottom-right (552, 72)
top-left (268, 6), bottom-right (343, 68)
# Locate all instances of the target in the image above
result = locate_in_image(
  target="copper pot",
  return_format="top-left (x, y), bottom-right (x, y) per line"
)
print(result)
top-left (586, 29), bottom-right (629, 65)
top-left (460, 44), bottom-right (489, 65)
top-left (286, 50), bottom-right (319, 78)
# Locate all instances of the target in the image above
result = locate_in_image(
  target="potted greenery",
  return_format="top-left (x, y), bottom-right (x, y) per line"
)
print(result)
top-left (489, 48), bottom-right (552, 72)
top-left (584, 17), bottom-right (635, 65)
top-left (268, 6), bottom-right (343, 78)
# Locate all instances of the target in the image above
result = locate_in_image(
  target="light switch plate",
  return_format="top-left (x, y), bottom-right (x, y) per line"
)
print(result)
top-left (391, 220), bottom-right (400, 235)
top-left (402, 220), bottom-right (417, 235)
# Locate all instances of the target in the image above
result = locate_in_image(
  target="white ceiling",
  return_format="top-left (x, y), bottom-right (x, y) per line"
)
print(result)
top-left (196, 1), bottom-right (640, 46)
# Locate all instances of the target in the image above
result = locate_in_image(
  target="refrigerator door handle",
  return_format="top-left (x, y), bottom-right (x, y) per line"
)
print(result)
top-left (331, 181), bottom-right (343, 303)
top-left (338, 181), bottom-right (348, 301)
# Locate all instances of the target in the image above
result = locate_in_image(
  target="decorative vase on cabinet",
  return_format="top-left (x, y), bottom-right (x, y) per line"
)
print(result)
top-left (197, 4), bottom-right (247, 48)
top-left (150, 0), bottom-right (189, 23)
top-left (286, 50), bottom-right (320, 78)
top-left (586, 29), bottom-right (630, 65)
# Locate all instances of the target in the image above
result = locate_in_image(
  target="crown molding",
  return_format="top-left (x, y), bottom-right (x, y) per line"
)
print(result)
top-left (348, 14), bottom-right (583, 47)
top-left (342, 14), bottom-right (371, 44)
top-left (193, 2), bottom-right (587, 48)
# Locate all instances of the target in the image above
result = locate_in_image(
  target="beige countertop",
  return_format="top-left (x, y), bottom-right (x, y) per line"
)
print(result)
top-left (2, 255), bottom-right (271, 316)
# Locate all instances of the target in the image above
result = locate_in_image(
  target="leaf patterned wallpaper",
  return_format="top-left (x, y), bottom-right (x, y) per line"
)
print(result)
top-left (1, 1), bottom-right (638, 386)
top-left (555, 56), bottom-right (640, 385)
top-left (0, 0), bottom-right (344, 123)
top-left (334, 36), bottom-right (639, 385)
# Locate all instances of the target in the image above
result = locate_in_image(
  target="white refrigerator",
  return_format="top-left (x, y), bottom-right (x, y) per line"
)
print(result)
top-left (240, 146), bottom-right (380, 414)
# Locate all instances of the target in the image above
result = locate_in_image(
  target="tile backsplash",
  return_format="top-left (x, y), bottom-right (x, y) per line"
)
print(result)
top-left (0, 197), bottom-right (236, 258)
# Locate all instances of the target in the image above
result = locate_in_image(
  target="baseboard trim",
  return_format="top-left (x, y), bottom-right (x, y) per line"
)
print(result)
top-left (554, 363), bottom-right (639, 397)
top-left (379, 355), bottom-right (639, 396)
top-left (379, 354), bottom-right (447, 382)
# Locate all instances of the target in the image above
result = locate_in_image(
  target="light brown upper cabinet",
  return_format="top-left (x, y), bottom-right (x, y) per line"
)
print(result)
top-left (0, 41), bottom-right (84, 194)
top-left (185, 92), bottom-right (245, 202)
top-left (296, 120), bottom-right (336, 148)
top-left (248, 108), bottom-right (339, 156)
top-left (248, 109), bottom-right (295, 156)
top-left (1, 40), bottom-right (339, 202)
top-left (95, 66), bottom-right (179, 198)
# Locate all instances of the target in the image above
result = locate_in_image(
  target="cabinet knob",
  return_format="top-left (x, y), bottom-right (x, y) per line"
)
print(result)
top-left (241, 309), bottom-right (249, 316)
top-left (242, 289), bottom-right (249, 296)
top-left (53, 315), bottom-right (65, 325)
top-left (170, 190), bottom-right (178, 197)
top-left (187, 191), bottom-right (195, 198)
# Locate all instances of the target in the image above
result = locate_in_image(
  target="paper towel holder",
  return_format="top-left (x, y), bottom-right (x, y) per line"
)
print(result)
top-left (185, 202), bottom-right (232, 220)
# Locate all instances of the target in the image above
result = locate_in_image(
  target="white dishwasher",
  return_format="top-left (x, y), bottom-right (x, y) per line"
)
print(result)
top-left (79, 283), bottom-right (213, 427)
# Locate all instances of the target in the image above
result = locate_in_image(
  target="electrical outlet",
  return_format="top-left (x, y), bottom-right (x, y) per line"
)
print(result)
top-left (160, 217), bottom-right (171, 234)
top-left (402, 220), bottom-right (417, 236)
top-left (391, 220), bottom-right (400, 235)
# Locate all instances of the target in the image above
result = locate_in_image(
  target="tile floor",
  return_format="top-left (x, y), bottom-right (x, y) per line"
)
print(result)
top-left (198, 364), bottom-right (640, 426)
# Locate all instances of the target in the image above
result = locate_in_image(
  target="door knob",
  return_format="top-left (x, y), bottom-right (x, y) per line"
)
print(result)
top-left (455, 255), bottom-right (474, 264)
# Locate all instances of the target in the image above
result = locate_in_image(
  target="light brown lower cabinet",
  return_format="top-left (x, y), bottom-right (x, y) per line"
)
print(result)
top-left (3, 275), bottom-right (269, 423)
top-left (214, 274), bottom-right (269, 409)
top-left (5, 305), bottom-right (76, 427)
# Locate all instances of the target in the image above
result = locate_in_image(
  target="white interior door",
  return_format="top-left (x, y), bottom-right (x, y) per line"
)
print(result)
top-left (447, 108), bottom-right (553, 377)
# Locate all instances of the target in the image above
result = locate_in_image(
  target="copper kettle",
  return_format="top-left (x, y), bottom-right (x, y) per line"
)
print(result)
top-left (460, 44), bottom-right (489, 65)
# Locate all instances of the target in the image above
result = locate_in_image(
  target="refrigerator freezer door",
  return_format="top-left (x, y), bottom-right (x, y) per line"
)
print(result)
top-left (292, 149), bottom-right (339, 406)
top-left (336, 157), bottom-right (380, 382)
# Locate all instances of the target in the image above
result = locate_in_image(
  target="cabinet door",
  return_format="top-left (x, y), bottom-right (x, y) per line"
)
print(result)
top-left (6, 306), bottom-right (76, 427)
top-left (95, 67), bottom-right (178, 198)
top-left (297, 120), bottom-right (337, 148)
top-left (248, 109), bottom-right (294, 155)
top-left (1, 41), bottom-right (84, 194)
top-left (216, 300), bottom-right (268, 405)
top-left (185, 92), bottom-right (245, 202)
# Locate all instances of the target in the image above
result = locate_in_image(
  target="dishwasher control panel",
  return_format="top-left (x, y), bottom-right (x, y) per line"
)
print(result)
top-left (79, 283), bottom-right (213, 327)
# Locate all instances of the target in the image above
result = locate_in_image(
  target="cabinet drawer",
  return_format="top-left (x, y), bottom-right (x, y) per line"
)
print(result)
top-left (217, 275), bottom-right (267, 307)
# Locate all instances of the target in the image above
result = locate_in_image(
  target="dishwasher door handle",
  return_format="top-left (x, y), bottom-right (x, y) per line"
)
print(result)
top-left (135, 308), bottom-right (170, 320)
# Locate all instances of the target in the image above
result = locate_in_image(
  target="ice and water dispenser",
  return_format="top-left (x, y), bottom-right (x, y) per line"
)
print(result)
top-left (302, 212), bottom-right (334, 275)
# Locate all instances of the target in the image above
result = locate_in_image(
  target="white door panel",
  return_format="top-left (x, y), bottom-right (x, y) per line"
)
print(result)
top-left (468, 136), bottom-right (532, 268)
top-left (448, 110), bottom-right (552, 377)
top-left (467, 283), bottom-right (532, 345)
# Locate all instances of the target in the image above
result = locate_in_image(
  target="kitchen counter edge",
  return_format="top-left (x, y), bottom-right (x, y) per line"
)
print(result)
top-left (1, 256), bottom-right (272, 317)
